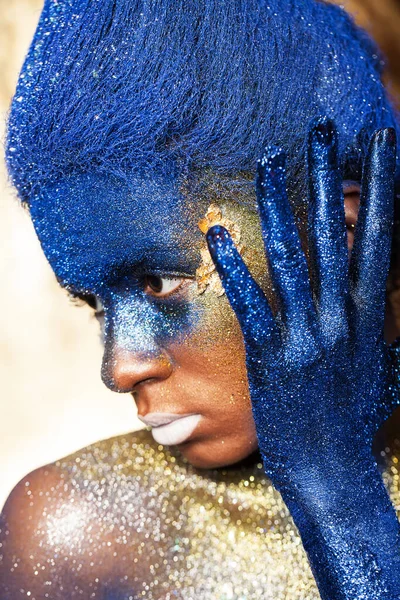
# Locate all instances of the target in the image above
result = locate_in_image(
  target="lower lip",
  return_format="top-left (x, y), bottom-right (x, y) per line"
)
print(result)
top-left (151, 414), bottom-right (202, 446)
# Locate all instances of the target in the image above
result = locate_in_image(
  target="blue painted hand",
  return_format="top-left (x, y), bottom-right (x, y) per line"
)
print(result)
top-left (207, 119), bottom-right (400, 600)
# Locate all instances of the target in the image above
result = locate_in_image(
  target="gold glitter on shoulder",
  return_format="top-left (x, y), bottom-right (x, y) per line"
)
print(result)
top-left (50, 429), bottom-right (319, 598)
top-left (2, 431), bottom-right (400, 599)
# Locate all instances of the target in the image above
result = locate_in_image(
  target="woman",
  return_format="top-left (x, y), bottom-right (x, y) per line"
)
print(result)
top-left (1, 0), bottom-right (400, 598)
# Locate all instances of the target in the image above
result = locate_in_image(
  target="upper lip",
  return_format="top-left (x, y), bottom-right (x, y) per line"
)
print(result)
top-left (137, 412), bottom-right (197, 427)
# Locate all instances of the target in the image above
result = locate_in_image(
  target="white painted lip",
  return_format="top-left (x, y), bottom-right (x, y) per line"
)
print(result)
top-left (138, 413), bottom-right (201, 446)
top-left (138, 412), bottom-right (195, 427)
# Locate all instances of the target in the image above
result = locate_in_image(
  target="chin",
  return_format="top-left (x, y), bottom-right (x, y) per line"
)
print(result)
top-left (177, 436), bottom-right (258, 470)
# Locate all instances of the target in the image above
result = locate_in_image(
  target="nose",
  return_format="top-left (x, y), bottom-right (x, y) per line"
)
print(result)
top-left (102, 346), bottom-right (173, 393)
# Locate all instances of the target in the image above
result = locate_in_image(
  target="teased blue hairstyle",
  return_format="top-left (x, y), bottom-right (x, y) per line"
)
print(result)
top-left (6, 0), bottom-right (400, 205)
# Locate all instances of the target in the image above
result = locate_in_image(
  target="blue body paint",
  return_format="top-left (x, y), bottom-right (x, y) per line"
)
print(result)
top-left (30, 172), bottom-right (200, 292)
top-left (30, 172), bottom-right (202, 365)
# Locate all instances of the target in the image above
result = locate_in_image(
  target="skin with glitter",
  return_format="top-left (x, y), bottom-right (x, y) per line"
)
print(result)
top-left (0, 430), bottom-right (399, 599)
top-left (2, 0), bottom-right (400, 598)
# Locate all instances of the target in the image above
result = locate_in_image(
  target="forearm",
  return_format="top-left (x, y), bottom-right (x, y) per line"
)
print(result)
top-left (278, 456), bottom-right (400, 600)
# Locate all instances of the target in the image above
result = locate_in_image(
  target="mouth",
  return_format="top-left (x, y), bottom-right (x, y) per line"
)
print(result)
top-left (137, 412), bottom-right (202, 445)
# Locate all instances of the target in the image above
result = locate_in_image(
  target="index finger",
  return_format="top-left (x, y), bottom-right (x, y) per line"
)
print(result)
top-left (206, 225), bottom-right (279, 349)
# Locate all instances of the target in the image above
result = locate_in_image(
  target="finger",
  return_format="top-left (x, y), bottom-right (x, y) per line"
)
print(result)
top-left (256, 147), bottom-right (316, 333)
top-left (307, 118), bottom-right (349, 338)
top-left (350, 128), bottom-right (396, 336)
top-left (206, 225), bottom-right (278, 347)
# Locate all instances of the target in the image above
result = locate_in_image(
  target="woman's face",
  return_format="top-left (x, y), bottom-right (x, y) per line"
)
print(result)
top-left (31, 172), bottom-right (269, 468)
top-left (30, 172), bottom-right (359, 469)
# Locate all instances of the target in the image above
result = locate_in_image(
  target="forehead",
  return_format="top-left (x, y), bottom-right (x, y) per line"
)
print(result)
top-left (30, 173), bottom-right (204, 292)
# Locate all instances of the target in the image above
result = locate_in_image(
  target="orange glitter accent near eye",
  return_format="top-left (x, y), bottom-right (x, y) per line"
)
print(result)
top-left (196, 203), bottom-right (245, 296)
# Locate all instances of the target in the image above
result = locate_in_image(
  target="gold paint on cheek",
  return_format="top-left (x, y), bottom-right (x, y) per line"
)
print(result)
top-left (187, 198), bottom-right (271, 348)
top-left (196, 203), bottom-right (246, 297)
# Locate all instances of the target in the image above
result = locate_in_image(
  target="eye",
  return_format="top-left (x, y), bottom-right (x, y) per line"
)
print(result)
top-left (343, 180), bottom-right (360, 252)
top-left (144, 275), bottom-right (185, 297)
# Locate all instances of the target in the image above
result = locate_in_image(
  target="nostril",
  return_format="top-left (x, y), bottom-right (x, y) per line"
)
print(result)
top-left (101, 347), bottom-right (173, 393)
top-left (113, 371), bottom-right (158, 394)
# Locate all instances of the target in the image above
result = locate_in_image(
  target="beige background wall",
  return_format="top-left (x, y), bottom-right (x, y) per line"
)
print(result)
top-left (0, 1), bottom-right (139, 510)
top-left (1, 0), bottom-right (399, 510)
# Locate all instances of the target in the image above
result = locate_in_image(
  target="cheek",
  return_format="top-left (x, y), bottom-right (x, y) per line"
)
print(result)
top-left (189, 278), bottom-right (241, 344)
top-left (170, 324), bottom-right (257, 467)
top-left (169, 291), bottom-right (252, 412)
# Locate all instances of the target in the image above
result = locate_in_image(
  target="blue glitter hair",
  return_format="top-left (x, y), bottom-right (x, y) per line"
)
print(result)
top-left (5, 0), bottom-right (400, 205)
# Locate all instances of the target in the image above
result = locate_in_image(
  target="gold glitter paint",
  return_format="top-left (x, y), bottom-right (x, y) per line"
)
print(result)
top-left (2, 429), bottom-right (400, 599)
top-left (190, 192), bottom-right (274, 319)
top-left (196, 203), bottom-right (245, 297)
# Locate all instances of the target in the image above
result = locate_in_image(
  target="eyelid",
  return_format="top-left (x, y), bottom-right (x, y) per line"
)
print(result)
top-left (140, 268), bottom-right (195, 279)
top-left (144, 275), bottom-right (194, 300)
top-left (343, 180), bottom-right (361, 194)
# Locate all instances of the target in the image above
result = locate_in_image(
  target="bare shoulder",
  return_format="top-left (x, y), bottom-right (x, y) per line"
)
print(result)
top-left (0, 429), bottom-right (179, 599)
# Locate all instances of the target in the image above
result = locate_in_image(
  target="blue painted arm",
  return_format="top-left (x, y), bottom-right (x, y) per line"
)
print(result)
top-left (207, 120), bottom-right (400, 599)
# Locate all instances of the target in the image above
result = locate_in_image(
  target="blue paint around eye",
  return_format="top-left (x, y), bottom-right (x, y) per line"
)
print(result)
top-left (102, 289), bottom-right (195, 355)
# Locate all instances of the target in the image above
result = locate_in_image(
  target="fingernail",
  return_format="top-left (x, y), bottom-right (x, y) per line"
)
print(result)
top-left (311, 118), bottom-right (335, 146)
top-left (376, 127), bottom-right (396, 147)
top-left (257, 145), bottom-right (285, 173)
top-left (206, 225), bottom-right (229, 249)
top-left (257, 146), bottom-right (285, 196)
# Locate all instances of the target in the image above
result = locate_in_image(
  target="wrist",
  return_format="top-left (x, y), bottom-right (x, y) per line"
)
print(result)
top-left (266, 448), bottom-right (387, 518)
top-left (271, 452), bottom-right (400, 600)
